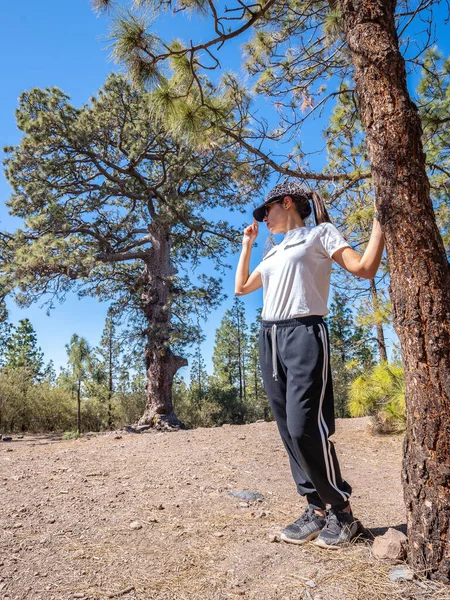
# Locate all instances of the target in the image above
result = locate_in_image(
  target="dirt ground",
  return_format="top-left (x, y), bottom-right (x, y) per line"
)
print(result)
top-left (1, 418), bottom-right (449, 600)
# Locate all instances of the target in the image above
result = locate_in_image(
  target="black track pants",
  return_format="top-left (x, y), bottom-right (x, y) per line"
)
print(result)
top-left (259, 316), bottom-right (352, 510)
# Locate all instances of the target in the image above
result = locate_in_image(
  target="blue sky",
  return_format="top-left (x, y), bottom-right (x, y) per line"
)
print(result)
top-left (0, 1), bottom-right (267, 376)
top-left (1, 2), bottom-right (449, 377)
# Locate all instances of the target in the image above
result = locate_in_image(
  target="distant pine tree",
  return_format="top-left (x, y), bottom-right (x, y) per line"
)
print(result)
top-left (4, 319), bottom-right (44, 380)
top-left (328, 292), bottom-right (375, 417)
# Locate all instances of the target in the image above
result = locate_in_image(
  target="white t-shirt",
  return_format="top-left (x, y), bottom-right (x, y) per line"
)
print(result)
top-left (254, 223), bottom-right (350, 321)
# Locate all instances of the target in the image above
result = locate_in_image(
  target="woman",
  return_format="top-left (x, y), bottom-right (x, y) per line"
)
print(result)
top-left (235, 181), bottom-right (384, 549)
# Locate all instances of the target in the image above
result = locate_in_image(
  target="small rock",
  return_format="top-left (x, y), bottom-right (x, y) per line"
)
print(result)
top-left (388, 566), bottom-right (414, 581)
top-left (2, 437), bottom-right (12, 442)
top-left (6, 448), bottom-right (13, 453)
top-left (251, 510), bottom-right (268, 519)
top-left (373, 528), bottom-right (408, 560)
top-left (305, 580), bottom-right (316, 588)
top-left (73, 594), bottom-right (86, 599)
top-left (156, 504), bottom-right (165, 510)
top-left (238, 502), bottom-right (249, 509)
top-left (129, 521), bottom-right (142, 530)
top-left (228, 490), bottom-right (265, 502)
top-left (214, 532), bottom-right (224, 537)
top-left (114, 435), bottom-right (122, 440)
top-left (268, 533), bottom-right (280, 543)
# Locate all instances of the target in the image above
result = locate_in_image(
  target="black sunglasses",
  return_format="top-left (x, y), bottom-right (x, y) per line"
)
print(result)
top-left (264, 196), bottom-right (285, 216)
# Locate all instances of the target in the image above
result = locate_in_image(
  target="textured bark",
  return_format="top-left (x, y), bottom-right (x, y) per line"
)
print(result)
top-left (137, 224), bottom-right (187, 428)
top-left (339, 0), bottom-right (450, 581)
top-left (370, 279), bottom-right (388, 363)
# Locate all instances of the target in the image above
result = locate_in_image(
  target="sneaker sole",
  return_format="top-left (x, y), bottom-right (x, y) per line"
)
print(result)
top-left (280, 529), bottom-right (321, 545)
top-left (315, 526), bottom-right (362, 550)
top-left (314, 537), bottom-right (344, 550)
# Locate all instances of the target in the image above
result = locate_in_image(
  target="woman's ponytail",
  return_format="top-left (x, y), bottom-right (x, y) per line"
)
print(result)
top-left (311, 191), bottom-right (331, 225)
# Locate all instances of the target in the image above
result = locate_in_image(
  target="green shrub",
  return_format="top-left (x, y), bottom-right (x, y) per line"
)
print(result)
top-left (114, 391), bottom-right (147, 427)
top-left (348, 362), bottom-right (405, 433)
top-left (0, 368), bottom-right (76, 432)
top-left (27, 383), bottom-right (76, 432)
top-left (62, 431), bottom-right (80, 440)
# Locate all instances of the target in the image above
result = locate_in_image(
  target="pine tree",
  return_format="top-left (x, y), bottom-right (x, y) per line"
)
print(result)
top-left (211, 298), bottom-right (250, 423)
top-left (2, 74), bottom-right (266, 430)
top-left (0, 302), bottom-right (12, 369)
top-left (189, 341), bottom-right (208, 405)
top-left (418, 48), bottom-right (450, 255)
top-left (328, 292), bottom-right (375, 418)
top-left (4, 319), bottom-right (44, 380)
top-left (63, 335), bottom-right (94, 434)
top-left (232, 297), bottom-right (248, 404)
top-left (328, 293), bottom-right (353, 418)
top-left (97, 308), bottom-right (122, 429)
top-left (246, 309), bottom-right (270, 421)
top-left (42, 360), bottom-right (57, 385)
top-left (349, 362), bottom-right (405, 433)
top-left (212, 297), bottom-right (248, 402)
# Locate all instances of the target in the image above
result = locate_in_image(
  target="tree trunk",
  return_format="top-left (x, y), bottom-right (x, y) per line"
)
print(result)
top-left (339, 0), bottom-right (450, 580)
top-left (108, 337), bottom-right (113, 429)
top-left (369, 279), bottom-right (388, 363)
top-left (137, 224), bottom-right (187, 429)
top-left (77, 380), bottom-right (81, 434)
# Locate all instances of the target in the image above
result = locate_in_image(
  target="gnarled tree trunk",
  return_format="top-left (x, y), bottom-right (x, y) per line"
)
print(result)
top-left (138, 224), bottom-right (187, 428)
top-left (339, 0), bottom-right (450, 581)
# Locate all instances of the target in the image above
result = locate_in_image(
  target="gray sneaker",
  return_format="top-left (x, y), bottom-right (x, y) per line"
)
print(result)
top-left (315, 508), bottom-right (361, 549)
top-left (280, 507), bottom-right (326, 545)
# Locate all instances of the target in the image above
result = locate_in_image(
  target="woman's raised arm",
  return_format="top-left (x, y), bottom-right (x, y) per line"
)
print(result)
top-left (332, 217), bottom-right (384, 279)
top-left (235, 220), bottom-right (263, 295)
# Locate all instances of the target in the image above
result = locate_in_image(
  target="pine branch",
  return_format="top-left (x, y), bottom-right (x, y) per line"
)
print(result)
top-left (224, 128), bottom-right (370, 182)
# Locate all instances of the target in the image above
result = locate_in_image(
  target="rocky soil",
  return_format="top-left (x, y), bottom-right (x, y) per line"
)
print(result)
top-left (1, 418), bottom-right (448, 600)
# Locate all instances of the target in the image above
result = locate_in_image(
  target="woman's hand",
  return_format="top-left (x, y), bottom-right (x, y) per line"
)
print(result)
top-left (373, 198), bottom-right (379, 221)
top-left (243, 219), bottom-right (259, 246)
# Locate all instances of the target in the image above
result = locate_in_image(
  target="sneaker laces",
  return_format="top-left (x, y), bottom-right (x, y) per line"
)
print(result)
top-left (324, 509), bottom-right (350, 535)
top-left (293, 507), bottom-right (314, 526)
top-left (294, 507), bottom-right (322, 526)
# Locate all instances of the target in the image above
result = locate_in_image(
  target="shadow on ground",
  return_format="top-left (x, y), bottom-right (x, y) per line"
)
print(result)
top-left (367, 523), bottom-right (407, 537)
